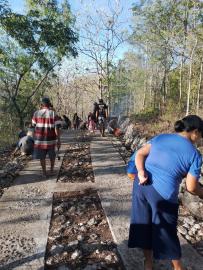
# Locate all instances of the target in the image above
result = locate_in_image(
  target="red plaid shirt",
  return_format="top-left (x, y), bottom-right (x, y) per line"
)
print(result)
top-left (32, 106), bottom-right (60, 149)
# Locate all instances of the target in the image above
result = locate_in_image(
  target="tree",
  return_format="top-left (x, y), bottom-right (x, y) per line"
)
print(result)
top-left (0, 0), bottom-right (78, 127)
top-left (49, 69), bottom-right (99, 119)
top-left (128, 0), bottom-right (203, 116)
top-left (78, 0), bottom-right (127, 111)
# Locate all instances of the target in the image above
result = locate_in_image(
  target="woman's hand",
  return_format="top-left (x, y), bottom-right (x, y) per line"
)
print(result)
top-left (138, 169), bottom-right (148, 185)
top-left (186, 173), bottom-right (203, 199)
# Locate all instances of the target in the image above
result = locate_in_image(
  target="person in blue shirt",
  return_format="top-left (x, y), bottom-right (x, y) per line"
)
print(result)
top-left (128, 115), bottom-right (203, 270)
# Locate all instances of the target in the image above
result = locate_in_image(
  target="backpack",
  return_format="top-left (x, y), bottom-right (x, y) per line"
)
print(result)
top-left (126, 151), bottom-right (137, 180)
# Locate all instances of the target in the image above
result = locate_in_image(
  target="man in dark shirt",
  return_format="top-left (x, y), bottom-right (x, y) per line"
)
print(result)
top-left (96, 99), bottom-right (108, 136)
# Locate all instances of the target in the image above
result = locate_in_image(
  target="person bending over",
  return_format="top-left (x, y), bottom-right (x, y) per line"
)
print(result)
top-left (13, 128), bottom-right (34, 157)
top-left (128, 115), bottom-right (203, 270)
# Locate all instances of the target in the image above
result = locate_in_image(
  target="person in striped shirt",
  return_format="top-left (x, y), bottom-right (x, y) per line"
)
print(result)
top-left (32, 97), bottom-right (61, 177)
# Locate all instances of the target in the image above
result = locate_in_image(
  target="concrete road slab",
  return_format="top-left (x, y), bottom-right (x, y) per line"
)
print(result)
top-left (91, 136), bottom-right (203, 270)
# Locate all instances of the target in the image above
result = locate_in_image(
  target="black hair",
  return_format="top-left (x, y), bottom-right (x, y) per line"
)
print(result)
top-left (41, 97), bottom-right (51, 106)
top-left (174, 115), bottom-right (203, 136)
top-left (99, 99), bottom-right (103, 103)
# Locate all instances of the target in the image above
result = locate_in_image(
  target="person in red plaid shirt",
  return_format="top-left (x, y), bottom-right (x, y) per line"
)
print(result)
top-left (32, 97), bottom-right (61, 177)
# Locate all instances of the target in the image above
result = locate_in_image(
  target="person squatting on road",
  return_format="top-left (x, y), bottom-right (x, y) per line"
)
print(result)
top-left (128, 115), bottom-right (203, 270)
top-left (32, 97), bottom-right (61, 178)
top-left (13, 127), bottom-right (34, 156)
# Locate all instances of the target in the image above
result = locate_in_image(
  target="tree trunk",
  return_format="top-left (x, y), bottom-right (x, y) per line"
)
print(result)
top-left (142, 79), bottom-right (146, 110)
top-left (149, 73), bottom-right (153, 107)
top-left (106, 47), bottom-right (111, 115)
top-left (179, 58), bottom-right (183, 102)
top-left (180, 0), bottom-right (189, 105)
top-left (186, 38), bottom-right (197, 116)
top-left (196, 58), bottom-right (203, 114)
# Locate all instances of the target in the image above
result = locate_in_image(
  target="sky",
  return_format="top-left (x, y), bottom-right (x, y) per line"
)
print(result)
top-left (9, 0), bottom-right (135, 17)
top-left (8, 0), bottom-right (136, 73)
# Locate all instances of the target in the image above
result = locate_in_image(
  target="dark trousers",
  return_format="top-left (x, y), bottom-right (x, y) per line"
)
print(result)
top-left (128, 179), bottom-right (181, 260)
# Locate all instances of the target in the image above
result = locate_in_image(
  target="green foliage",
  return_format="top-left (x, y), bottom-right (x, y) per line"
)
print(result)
top-left (111, 0), bottom-right (203, 119)
top-left (0, 0), bottom-right (78, 130)
top-left (130, 107), bottom-right (160, 123)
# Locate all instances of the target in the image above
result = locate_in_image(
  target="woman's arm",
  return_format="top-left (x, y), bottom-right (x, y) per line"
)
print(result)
top-left (186, 173), bottom-right (203, 199)
top-left (135, 143), bottom-right (151, 185)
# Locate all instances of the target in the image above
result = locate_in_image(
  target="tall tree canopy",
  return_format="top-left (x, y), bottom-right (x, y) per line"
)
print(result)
top-left (0, 0), bottom-right (78, 127)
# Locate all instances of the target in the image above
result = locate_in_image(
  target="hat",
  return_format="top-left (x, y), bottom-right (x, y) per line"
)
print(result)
top-left (41, 97), bottom-right (51, 105)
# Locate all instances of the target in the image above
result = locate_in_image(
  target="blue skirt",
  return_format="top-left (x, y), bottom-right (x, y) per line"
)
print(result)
top-left (128, 179), bottom-right (181, 260)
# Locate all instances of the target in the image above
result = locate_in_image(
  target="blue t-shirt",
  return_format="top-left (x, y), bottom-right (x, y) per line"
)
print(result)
top-left (145, 134), bottom-right (202, 202)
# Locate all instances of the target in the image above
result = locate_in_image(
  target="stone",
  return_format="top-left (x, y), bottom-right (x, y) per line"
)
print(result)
top-left (99, 219), bottom-right (107, 225)
top-left (87, 218), bottom-right (96, 226)
top-left (54, 205), bottom-right (64, 213)
top-left (64, 221), bottom-right (71, 227)
top-left (52, 227), bottom-right (61, 235)
top-left (182, 222), bottom-right (190, 229)
top-left (123, 124), bottom-right (136, 141)
top-left (182, 193), bottom-right (203, 220)
top-left (197, 229), bottom-right (203, 237)
top-left (79, 226), bottom-right (87, 232)
top-left (46, 257), bottom-right (53, 265)
top-left (196, 236), bottom-right (202, 241)
top-left (68, 240), bottom-right (79, 247)
top-left (48, 235), bottom-right (61, 241)
top-left (185, 235), bottom-right (192, 241)
top-left (71, 249), bottom-right (81, 260)
top-left (184, 216), bottom-right (195, 226)
top-left (54, 215), bottom-right (66, 224)
top-left (89, 233), bottom-right (98, 240)
top-left (119, 118), bottom-right (130, 133)
top-left (77, 235), bottom-right (84, 241)
top-left (193, 224), bottom-right (201, 230)
top-left (178, 226), bottom-right (187, 235)
top-left (68, 206), bottom-right (76, 213)
top-left (105, 254), bottom-right (112, 261)
top-left (50, 244), bottom-right (64, 255)
top-left (137, 138), bottom-right (147, 148)
top-left (188, 230), bottom-right (194, 237)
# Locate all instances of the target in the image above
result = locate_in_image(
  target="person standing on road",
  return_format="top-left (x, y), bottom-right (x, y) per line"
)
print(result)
top-left (72, 113), bottom-right (80, 130)
top-left (128, 115), bottom-right (203, 270)
top-left (63, 115), bottom-right (71, 129)
top-left (87, 112), bottom-right (96, 134)
top-left (93, 102), bottom-right (98, 124)
top-left (96, 99), bottom-right (108, 137)
top-left (32, 97), bottom-right (61, 178)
